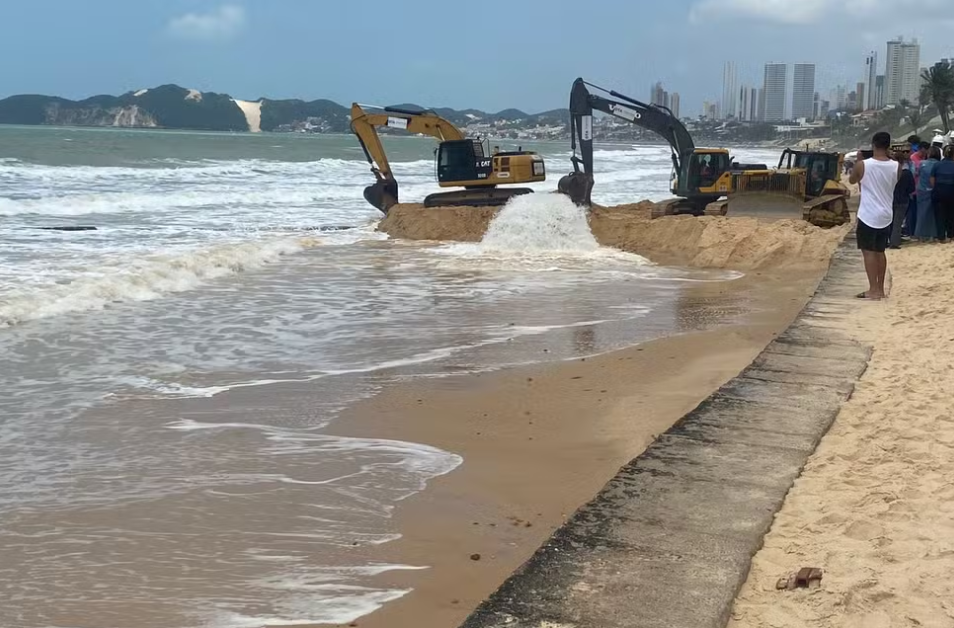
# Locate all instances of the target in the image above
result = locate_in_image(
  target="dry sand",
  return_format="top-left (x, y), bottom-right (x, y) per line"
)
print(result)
top-left (730, 241), bottom-right (954, 628)
top-left (233, 99), bottom-right (263, 133)
top-left (378, 199), bottom-right (849, 271)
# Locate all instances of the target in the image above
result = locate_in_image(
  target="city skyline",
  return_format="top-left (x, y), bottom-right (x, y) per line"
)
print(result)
top-left (658, 34), bottom-right (931, 123)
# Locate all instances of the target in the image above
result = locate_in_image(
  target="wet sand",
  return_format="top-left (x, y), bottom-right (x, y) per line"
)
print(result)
top-left (729, 240), bottom-right (954, 627)
top-left (316, 267), bottom-right (831, 628)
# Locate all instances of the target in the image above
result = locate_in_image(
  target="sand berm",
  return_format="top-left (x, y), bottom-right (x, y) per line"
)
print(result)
top-left (378, 197), bottom-right (848, 271)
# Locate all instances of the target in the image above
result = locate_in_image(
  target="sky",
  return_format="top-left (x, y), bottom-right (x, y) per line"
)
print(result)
top-left (2, 0), bottom-right (954, 115)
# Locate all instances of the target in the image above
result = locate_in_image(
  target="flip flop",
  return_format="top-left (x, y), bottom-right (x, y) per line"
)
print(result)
top-left (856, 292), bottom-right (869, 299)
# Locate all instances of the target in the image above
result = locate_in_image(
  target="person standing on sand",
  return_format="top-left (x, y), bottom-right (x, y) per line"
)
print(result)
top-left (915, 146), bottom-right (941, 241)
top-left (930, 145), bottom-right (954, 242)
top-left (850, 132), bottom-right (898, 300)
top-left (891, 144), bottom-right (916, 249)
top-left (904, 136), bottom-right (926, 236)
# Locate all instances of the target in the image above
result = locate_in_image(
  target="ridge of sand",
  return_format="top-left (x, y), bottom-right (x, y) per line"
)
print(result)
top-left (232, 99), bottom-right (262, 133)
top-left (377, 201), bottom-right (848, 271)
top-left (729, 242), bottom-right (954, 627)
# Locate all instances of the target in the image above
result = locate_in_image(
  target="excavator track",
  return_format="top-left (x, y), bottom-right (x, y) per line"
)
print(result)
top-left (423, 187), bottom-right (533, 208)
top-left (650, 198), bottom-right (719, 219)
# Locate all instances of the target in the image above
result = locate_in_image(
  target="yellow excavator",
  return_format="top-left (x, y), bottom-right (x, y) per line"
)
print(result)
top-left (350, 103), bottom-right (547, 214)
top-left (557, 78), bottom-right (850, 228)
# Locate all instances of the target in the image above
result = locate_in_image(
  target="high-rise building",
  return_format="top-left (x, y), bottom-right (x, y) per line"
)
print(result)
top-left (651, 81), bottom-right (666, 108)
top-left (856, 82), bottom-right (867, 112)
top-left (885, 37), bottom-right (921, 105)
top-left (738, 85), bottom-right (750, 121)
top-left (875, 75), bottom-right (885, 109)
top-left (750, 87), bottom-right (759, 122)
top-left (831, 85), bottom-right (847, 110)
top-left (757, 88), bottom-right (766, 122)
top-left (670, 92), bottom-right (681, 119)
top-left (763, 63), bottom-right (787, 122)
top-left (792, 64), bottom-right (816, 120)
top-left (864, 51), bottom-right (879, 110)
top-left (722, 61), bottom-right (739, 119)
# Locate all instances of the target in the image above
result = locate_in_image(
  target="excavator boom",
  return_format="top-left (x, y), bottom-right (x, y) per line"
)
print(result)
top-left (350, 103), bottom-right (465, 212)
top-left (559, 78), bottom-right (697, 206)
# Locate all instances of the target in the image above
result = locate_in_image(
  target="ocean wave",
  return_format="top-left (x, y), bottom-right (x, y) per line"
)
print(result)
top-left (0, 236), bottom-right (321, 326)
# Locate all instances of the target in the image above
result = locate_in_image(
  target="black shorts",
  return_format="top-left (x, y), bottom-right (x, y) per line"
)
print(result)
top-left (857, 218), bottom-right (891, 252)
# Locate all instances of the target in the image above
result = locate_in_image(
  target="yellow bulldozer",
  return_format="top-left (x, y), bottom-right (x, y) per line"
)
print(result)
top-left (557, 78), bottom-right (851, 228)
top-left (350, 103), bottom-right (546, 214)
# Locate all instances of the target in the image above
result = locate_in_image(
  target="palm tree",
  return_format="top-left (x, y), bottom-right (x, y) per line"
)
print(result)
top-left (908, 108), bottom-right (924, 135)
top-left (921, 61), bottom-right (954, 133)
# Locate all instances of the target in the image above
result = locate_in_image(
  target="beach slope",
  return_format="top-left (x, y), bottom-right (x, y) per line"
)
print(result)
top-left (730, 242), bottom-right (954, 627)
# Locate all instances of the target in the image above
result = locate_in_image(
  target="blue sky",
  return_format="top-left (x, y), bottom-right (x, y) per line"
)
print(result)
top-left (1, 0), bottom-right (953, 115)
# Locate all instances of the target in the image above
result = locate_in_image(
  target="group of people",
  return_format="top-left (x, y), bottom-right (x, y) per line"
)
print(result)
top-left (850, 132), bottom-right (954, 301)
top-left (891, 134), bottom-right (954, 247)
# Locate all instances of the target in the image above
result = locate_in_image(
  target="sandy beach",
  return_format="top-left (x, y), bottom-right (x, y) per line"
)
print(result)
top-left (730, 240), bottom-right (954, 627)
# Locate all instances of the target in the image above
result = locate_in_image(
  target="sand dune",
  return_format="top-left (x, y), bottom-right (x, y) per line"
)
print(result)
top-left (233, 99), bottom-right (262, 133)
top-left (378, 200), bottom-right (848, 271)
top-left (729, 241), bottom-right (954, 627)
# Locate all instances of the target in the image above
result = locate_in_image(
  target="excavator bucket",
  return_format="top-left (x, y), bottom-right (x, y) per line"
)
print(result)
top-left (363, 178), bottom-right (399, 214)
top-left (557, 172), bottom-right (593, 207)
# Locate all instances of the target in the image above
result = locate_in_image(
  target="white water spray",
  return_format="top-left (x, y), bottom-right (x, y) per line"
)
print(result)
top-left (479, 193), bottom-right (601, 253)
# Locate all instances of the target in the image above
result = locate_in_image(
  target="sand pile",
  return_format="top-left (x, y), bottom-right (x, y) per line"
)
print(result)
top-left (589, 206), bottom-right (848, 270)
top-left (378, 199), bottom-right (847, 271)
top-left (729, 242), bottom-right (954, 628)
top-left (378, 203), bottom-right (497, 242)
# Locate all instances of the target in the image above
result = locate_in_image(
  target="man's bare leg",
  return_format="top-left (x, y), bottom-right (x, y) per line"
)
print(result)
top-left (877, 252), bottom-right (888, 297)
top-left (861, 250), bottom-right (885, 299)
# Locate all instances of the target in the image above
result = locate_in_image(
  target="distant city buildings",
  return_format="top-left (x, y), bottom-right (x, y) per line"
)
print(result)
top-left (650, 81), bottom-right (671, 110)
top-left (864, 51), bottom-right (878, 110)
top-left (885, 36), bottom-right (921, 105)
top-left (722, 61), bottom-right (739, 120)
top-left (763, 63), bottom-right (787, 122)
top-left (875, 75), bottom-right (885, 109)
top-left (793, 63), bottom-right (816, 120)
top-left (669, 92), bottom-right (680, 118)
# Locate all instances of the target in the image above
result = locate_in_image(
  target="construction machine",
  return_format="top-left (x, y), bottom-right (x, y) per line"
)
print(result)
top-left (557, 78), bottom-right (850, 227)
top-left (350, 103), bottom-right (546, 214)
top-left (557, 78), bottom-right (738, 216)
top-left (774, 149), bottom-right (850, 228)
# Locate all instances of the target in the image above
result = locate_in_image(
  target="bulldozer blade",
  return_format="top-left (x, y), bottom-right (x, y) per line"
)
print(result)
top-left (364, 179), bottom-right (399, 214)
top-left (557, 172), bottom-right (593, 206)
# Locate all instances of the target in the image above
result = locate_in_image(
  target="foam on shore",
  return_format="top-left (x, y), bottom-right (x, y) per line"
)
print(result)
top-left (377, 198), bottom-right (848, 271)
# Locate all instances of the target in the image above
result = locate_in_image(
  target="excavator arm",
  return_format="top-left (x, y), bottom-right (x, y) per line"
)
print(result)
top-left (350, 103), bottom-right (465, 213)
top-left (558, 78), bottom-right (696, 206)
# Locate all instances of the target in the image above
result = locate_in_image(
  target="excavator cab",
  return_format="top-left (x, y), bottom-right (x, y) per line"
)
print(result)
top-left (436, 140), bottom-right (493, 185)
top-left (683, 149), bottom-right (732, 195)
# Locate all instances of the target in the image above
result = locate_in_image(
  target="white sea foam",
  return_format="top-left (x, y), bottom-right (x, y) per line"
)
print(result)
top-left (0, 236), bottom-right (320, 326)
top-left (438, 193), bottom-right (651, 269)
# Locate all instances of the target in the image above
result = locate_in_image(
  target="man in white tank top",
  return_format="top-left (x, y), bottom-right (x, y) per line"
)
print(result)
top-left (849, 132), bottom-right (899, 299)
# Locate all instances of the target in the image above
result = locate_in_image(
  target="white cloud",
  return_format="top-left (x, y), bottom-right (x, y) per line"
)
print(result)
top-left (167, 5), bottom-right (246, 42)
top-left (689, 0), bottom-right (828, 25)
top-left (689, 0), bottom-right (954, 26)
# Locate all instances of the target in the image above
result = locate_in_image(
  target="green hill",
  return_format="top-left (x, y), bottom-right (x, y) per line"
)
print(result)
top-left (0, 85), bottom-right (570, 134)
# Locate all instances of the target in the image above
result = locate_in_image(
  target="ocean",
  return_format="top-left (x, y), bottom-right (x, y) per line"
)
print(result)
top-left (0, 125), bottom-right (781, 627)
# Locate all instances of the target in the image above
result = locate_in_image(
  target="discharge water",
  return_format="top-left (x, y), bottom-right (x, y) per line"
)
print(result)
top-left (0, 126), bottom-right (780, 627)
